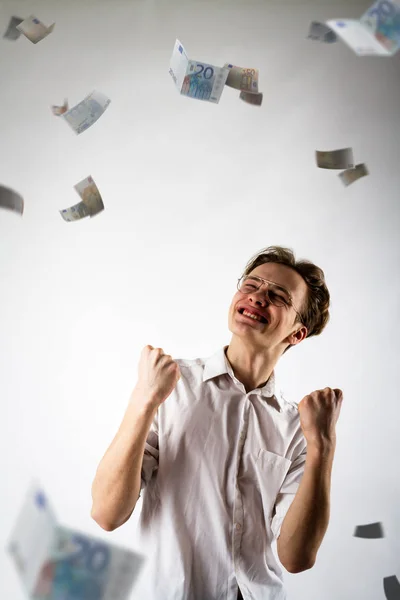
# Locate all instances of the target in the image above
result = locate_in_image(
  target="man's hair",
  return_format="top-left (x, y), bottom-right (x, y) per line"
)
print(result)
top-left (242, 245), bottom-right (330, 354)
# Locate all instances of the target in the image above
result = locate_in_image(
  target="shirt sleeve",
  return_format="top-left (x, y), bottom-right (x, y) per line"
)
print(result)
top-left (270, 446), bottom-right (307, 539)
top-left (138, 410), bottom-right (159, 498)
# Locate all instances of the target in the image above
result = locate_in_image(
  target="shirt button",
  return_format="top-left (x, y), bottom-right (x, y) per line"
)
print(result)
top-left (235, 523), bottom-right (241, 531)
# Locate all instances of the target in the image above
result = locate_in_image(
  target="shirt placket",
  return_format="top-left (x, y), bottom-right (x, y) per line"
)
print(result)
top-left (232, 397), bottom-right (249, 575)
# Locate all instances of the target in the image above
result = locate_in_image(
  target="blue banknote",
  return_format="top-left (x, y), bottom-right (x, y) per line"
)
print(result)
top-left (32, 526), bottom-right (144, 600)
top-left (8, 483), bottom-right (145, 600)
top-left (360, 0), bottom-right (400, 53)
top-left (63, 91), bottom-right (111, 135)
top-left (7, 483), bottom-right (58, 597)
top-left (182, 60), bottom-right (228, 102)
top-left (33, 526), bottom-right (111, 600)
top-left (169, 39), bottom-right (229, 104)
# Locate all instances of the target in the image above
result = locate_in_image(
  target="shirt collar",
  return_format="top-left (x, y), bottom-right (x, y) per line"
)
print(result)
top-left (202, 345), bottom-right (286, 411)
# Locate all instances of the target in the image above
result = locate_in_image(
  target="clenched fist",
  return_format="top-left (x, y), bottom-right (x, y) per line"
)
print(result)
top-left (134, 345), bottom-right (181, 409)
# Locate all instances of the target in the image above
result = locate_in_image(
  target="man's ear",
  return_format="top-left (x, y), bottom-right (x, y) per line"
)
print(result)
top-left (290, 325), bottom-right (308, 346)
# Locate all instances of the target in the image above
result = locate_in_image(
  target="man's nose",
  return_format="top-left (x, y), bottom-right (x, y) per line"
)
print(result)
top-left (250, 285), bottom-right (270, 304)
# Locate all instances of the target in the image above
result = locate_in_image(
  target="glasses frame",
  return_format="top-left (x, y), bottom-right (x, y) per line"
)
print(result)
top-left (237, 274), bottom-right (304, 324)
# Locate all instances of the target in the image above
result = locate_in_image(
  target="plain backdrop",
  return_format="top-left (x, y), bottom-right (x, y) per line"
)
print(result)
top-left (1, 0), bottom-right (399, 598)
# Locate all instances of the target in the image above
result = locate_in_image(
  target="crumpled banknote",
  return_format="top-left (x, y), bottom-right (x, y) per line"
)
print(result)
top-left (60, 176), bottom-right (104, 222)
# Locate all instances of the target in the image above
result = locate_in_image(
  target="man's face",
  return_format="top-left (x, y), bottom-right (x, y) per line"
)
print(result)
top-left (227, 262), bottom-right (309, 351)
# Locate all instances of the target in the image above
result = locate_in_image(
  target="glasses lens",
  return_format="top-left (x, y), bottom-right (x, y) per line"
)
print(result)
top-left (238, 276), bottom-right (290, 307)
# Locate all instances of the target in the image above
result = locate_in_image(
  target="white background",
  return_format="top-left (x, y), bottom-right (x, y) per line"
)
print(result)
top-left (0, 0), bottom-right (399, 598)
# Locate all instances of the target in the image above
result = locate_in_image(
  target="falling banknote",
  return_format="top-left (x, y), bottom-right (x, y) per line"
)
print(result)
top-left (62, 91), bottom-right (111, 135)
top-left (7, 482), bottom-right (145, 600)
top-left (60, 176), bottom-right (104, 222)
top-left (3, 16), bottom-right (24, 40)
top-left (325, 0), bottom-right (400, 56)
top-left (307, 21), bottom-right (337, 43)
top-left (16, 15), bottom-right (55, 44)
top-left (0, 184), bottom-right (24, 215)
top-left (339, 163), bottom-right (369, 186)
top-left (51, 100), bottom-right (68, 116)
top-left (316, 147), bottom-right (354, 169)
top-left (169, 39), bottom-right (230, 104)
top-left (353, 522), bottom-right (384, 539)
top-left (223, 64), bottom-right (259, 94)
top-left (384, 576), bottom-right (400, 600)
top-left (239, 91), bottom-right (263, 106)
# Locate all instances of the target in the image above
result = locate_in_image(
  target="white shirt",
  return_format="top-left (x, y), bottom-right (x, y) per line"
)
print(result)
top-left (132, 346), bottom-right (307, 600)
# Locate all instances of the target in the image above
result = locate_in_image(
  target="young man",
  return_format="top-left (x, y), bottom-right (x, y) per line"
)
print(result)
top-left (91, 246), bottom-right (343, 600)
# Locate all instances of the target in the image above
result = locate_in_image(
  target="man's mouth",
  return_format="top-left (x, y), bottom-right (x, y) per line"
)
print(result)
top-left (238, 308), bottom-right (268, 324)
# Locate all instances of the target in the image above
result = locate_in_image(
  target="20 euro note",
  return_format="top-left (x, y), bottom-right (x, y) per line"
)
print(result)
top-left (62, 91), bottom-right (111, 135)
top-left (169, 39), bottom-right (230, 104)
top-left (0, 183), bottom-right (24, 214)
top-left (360, 0), bottom-right (400, 54)
top-left (7, 482), bottom-right (59, 597)
top-left (16, 15), bottom-right (55, 44)
top-left (60, 176), bottom-right (104, 222)
top-left (325, 0), bottom-right (400, 56)
top-left (31, 525), bottom-right (145, 600)
top-left (316, 147), bottom-right (354, 169)
top-left (7, 482), bottom-right (145, 600)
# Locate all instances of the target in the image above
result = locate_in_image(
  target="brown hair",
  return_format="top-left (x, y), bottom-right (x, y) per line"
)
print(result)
top-left (242, 245), bottom-right (330, 354)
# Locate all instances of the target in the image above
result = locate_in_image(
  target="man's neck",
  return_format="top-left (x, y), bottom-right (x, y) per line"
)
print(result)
top-left (224, 341), bottom-right (280, 393)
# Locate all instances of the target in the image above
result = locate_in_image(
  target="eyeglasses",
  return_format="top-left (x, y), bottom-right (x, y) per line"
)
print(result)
top-left (237, 275), bottom-right (303, 323)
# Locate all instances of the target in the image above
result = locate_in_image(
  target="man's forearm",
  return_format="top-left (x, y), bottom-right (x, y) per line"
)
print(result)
top-left (91, 390), bottom-right (157, 531)
top-left (277, 443), bottom-right (335, 573)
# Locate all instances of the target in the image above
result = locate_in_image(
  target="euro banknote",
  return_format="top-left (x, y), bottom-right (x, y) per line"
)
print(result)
top-left (239, 91), bottom-right (263, 106)
top-left (7, 482), bottom-right (145, 600)
top-left (360, 0), bottom-right (400, 54)
top-left (326, 0), bottom-right (400, 56)
top-left (307, 21), bottom-right (337, 43)
top-left (383, 576), bottom-right (400, 599)
top-left (3, 16), bottom-right (24, 40)
top-left (59, 201), bottom-right (92, 222)
top-left (62, 91), bottom-right (111, 135)
top-left (31, 525), bottom-right (144, 600)
top-left (354, 522), bottom-right (384, 538)
top-left (316, 147), bottom-right (354, 169)
top-left (0, 184), bottom-right (24, 214)
top-left (16, 15), bottom-right (55, 44)
top-left (169, 39), bottom-right (229, 104)
top-left (60, 176), bottom-right (104, 222)
top-left (223, 64), bottom-right (259, 93)
top-left (7, 483), bottom-right (58, 596)
top-left (326, 18), bottom-right (391, 55)
top-left (338, 163), bottom-right (369, 186)
top-left (51, 100), bottom-right (68, 116)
